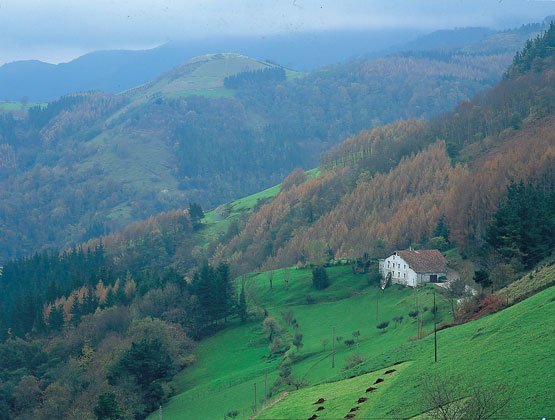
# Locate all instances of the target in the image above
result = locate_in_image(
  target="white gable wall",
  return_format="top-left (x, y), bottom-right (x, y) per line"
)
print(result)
top-left (380, 254), bottom-right (418, 286)
top-left (379, 252), bottom-right (446, 287)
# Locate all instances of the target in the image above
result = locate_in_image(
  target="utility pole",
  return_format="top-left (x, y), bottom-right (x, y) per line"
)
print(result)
top-left (331, 326), bottom-right (336, 368)
top-left (434, 290), bottom-right (438, 362)
top-left (253, 382), bottom-right (257, 413)
top-left (264, 373), bottom-right (268, 403)
top-left (376, 291), bottom-right (379, 321)
top-left (415, 286), bottom-right (421, 339)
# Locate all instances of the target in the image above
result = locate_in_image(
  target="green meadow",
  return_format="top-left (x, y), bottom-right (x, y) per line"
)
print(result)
top-left (198, 168), bottom-right (319, 246)
top-left (260, 285), bottom-right (555, 419)
top-left (157, 266), bottom-right (451, 419)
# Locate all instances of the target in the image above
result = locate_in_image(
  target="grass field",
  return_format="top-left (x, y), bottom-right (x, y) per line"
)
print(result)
top-left (0, 101), bottom-right (47, 111)
top-left (198, 168), bottom-right (319, 247)
top-left (155, 266), bottom-right (451, 420)
top-left (128, 53), bottom-right (302, 102)
top-left (260, 285), bottom-right (555, 419)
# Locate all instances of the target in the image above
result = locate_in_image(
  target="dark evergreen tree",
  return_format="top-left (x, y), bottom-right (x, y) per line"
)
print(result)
top-left (237, 286), bottom-right (247, 323)
top-left (188, 203), bottom-right (205, 229)
top-left (49, 305), bottom-right (65, 332)
top-left (93, 392), bottom-right (122, 420)
top-left (190, 263), bottom-right (216, 324)
top-left (486, 182), bottom-right (554, 268)
top-left (433, 215), bottom-right (450, 243)
top-left (473, 270), bottom-right (492, 292)
top-left (215, 262), bottom-right (234, 322)
top-left (312, 266), bottom-right (330, 290)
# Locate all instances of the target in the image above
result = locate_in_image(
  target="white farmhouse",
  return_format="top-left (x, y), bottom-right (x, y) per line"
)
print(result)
top-left (379, 249), bottom-right (447, 287)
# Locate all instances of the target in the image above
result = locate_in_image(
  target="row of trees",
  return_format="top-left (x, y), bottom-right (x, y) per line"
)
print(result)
top-left (224, 67), bottom-right (286, 89)
top-left (486, 182), bottom-right (554, 268)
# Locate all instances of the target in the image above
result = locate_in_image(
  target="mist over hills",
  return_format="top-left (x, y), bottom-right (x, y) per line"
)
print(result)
top-left (0, 29), bottom-right (420, 102)
top-left (1, 20), bottom-right (549, 102)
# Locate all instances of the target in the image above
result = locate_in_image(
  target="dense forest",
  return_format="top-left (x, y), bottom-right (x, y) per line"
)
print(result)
top-left (0, 207), bottom-right (238, 418)
top-left (0, 22), bottom-right (545, 261)
top-left (217, 23), bottom-right (555, 274)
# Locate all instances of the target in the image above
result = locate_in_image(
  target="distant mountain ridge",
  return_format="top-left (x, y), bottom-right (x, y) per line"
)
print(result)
top-left (0, 30), bottom-right (421, 102)
top-left (1, 20), bottom-right (550, 102)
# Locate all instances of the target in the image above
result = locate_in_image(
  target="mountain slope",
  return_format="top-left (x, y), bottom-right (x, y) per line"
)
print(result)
top-left (0, 39), bottom-right (522, 261)
top-left (258, 285), bottom-right (555, 419)
top-left (217, 23), bottom-right (555, 273)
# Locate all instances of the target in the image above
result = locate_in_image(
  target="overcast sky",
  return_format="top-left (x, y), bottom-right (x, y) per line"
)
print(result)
top-left (0, 0), bottom-right (553, 65)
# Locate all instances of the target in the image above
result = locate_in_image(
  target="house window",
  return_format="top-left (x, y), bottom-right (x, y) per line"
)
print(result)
top-left (404, 273), bottom-right (406, 278)
top-left (387, 261), bottom-right (390, 268)
top-left (404, 264), bottom-right (406, 269)
top-left (398, 272), bottom-right (400, 277)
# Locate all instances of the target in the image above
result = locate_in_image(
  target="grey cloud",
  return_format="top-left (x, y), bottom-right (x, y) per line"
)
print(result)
top-left (0, 0), bottom-right (553, 64)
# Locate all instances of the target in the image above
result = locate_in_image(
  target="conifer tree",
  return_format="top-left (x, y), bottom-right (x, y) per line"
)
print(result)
top-left (238, 286), bottom-right (247, 322)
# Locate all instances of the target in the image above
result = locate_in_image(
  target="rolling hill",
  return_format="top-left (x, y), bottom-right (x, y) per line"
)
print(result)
top-left (0, 29), bottom-right (421, 102)
top-left (0, 34), bottom-right (525, 262)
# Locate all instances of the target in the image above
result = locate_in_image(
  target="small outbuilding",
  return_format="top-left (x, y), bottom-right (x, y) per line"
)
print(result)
top-left (379, 249), bottom-right (447, 287)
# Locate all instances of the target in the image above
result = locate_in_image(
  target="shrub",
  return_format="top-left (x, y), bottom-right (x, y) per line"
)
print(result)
top-left (312, 266), bottom-right (330, 290)
top-left (226, 410), bottom-right (239, 419)
top-left (343, 353), bottom-right (364, 371)
top-left (474, 294), bottom-right (506, 318)
top-left (455, 297), bottom-right (480, 321)
top-left (270, 337), bottom-right (286, 354)
top-left (408, 310), bottom-right (419, 318)
top-left (377, 321), bottom-right (390, 331)
top-left (344, 339), bottom-right (355, 348)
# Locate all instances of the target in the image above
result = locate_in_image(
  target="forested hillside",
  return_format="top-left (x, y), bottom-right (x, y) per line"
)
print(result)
top-left (0, 24), bottom-right (544, 261)
top-left (0, 20), bottom-right (553, 420)
top-left (217, 23), bottom-right (555, 274)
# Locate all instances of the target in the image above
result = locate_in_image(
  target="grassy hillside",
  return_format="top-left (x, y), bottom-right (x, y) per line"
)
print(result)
top-left (128, 53), bottom-right (295, 100)
top-left (156, 266), bottom-right (450, 419)
top-left (497, 259), bottom-right (555, 304)
top-left (258, 285), bottom-right (555, 419)
top-left (0, 101), bottom-right (47, 111)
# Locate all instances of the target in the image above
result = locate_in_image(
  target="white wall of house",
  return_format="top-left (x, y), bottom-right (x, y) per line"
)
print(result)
top-left (380, 254), bottom-right (417, 286)
top-left (380, 253), bottom-right (446, 287)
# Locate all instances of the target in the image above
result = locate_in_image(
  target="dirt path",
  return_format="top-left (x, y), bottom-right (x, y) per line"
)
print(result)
top-left (250, 391), bottom-right (289, 419)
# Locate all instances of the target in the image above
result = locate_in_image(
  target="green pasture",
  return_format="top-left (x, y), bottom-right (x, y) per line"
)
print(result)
top-left (157, 265), bottom-right (450, 419)
top-left (261, 285), bottom-right (555, 419)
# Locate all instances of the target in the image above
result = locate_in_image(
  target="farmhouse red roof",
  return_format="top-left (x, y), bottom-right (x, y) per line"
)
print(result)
top-left (396, 249), bottom-right (447, 273)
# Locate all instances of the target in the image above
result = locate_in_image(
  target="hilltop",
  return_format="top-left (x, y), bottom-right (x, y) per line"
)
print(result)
top-left (0, 29), bottom-right (421, 102)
